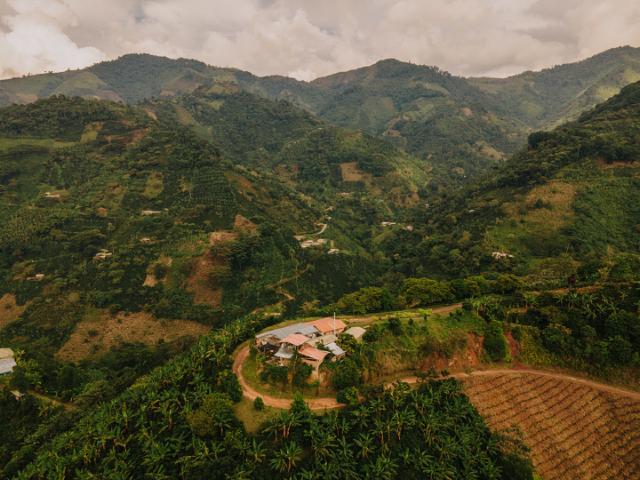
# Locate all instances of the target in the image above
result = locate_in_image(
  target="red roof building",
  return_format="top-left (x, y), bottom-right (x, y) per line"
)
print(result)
top-left (280, 333), bottom-right (310, 347)
top-left (299, 344), bottom-right (330, 363)
top-left (310, 317), bottom-right (347, 335)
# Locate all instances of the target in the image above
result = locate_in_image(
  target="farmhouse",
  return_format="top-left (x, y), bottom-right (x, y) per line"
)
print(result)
top-left (255, 317), bottom-right (349, 368)
top-left (0, 348), bottom-right (17, 376)
top-left (310, 317), bottom-right (346, 336)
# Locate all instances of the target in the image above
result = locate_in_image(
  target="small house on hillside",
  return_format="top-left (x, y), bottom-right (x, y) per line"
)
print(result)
top-left (310, 317), bottom-right (346, 336)
top-left (344, 326), bottom-right (366, 341)
top-left (94, 249), bottom-right (113, 261)
top-left (0, 348), bottom-right (16, 376)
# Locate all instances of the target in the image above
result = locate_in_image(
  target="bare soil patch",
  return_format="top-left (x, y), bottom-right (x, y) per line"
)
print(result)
top-left (185, 251), bottom-right (225, 306)
top-left (56, 310), bottom-right (210, 362)
top-left (0, 294), bottom-right (25, 330)
top-left (209, 230), bottom-right (237, 246)
top-left (233, 214), bottom-right (257, 234)
top-left (340, 162), bottom-right (367, 182)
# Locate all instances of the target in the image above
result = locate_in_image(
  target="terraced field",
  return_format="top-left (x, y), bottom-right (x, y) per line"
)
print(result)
top-left (464, 372), bottom-right (640, 480)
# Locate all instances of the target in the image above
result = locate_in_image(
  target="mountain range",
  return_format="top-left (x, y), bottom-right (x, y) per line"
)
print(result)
top-left (2, 46), bottom-right (640, 187)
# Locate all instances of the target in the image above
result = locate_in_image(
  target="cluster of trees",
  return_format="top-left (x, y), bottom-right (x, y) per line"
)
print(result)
top-left (334, 273), bottom-right (523, 314)
top-left (512, 286), bottom-right (640, 370)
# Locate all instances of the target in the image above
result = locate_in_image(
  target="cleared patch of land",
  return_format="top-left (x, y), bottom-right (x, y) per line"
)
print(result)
top-left (0, 293), bottom-right (26, 330)
top-left (464, 372), bottom-right (640, 480)
top-left (339, 161), bottom-right (366, 182)
top-left (56, 310), bottom-right (210, 362)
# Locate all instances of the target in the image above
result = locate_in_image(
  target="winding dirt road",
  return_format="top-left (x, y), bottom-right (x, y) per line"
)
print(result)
top-left (232, 344), bottom-right (640, 410)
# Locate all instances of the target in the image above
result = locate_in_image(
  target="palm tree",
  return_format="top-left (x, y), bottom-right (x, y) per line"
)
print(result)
top-left (354, 432), bottom-right (374, 459)
top-left (270, 441), bottom-right (303, 473)
top-left (247, 439), bottom-right (266, 464)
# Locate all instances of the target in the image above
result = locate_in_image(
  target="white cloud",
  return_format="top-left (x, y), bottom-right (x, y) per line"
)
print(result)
top-left (0, 0), bottom-right (639, 80)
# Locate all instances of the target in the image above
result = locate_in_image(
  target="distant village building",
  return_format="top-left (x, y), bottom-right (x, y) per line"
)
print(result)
top-left (491, 251), bottom-right (514, 260)
top-left (94, 249), bottom-right (113, 261)
top-left (256, 317), bottom-right (348, 369)
top-left (324, 342), bottom-right (346, 360)
top-left (141, 210), bottom-right (162, 216)
top-left (299, 238), bottom-right (328, 249)
top-left (44, 191), bottom-right (61, 200)
top-left (27, 273), bottom-right (45, 281)
top-left (381, 221), bottom-right (397, 227)
top-left (298, 344), bottom-right (329, 371)
top-left (0, 348), bottom-right (16, 376)
top-left (255, 323), bottom-right (319, 351)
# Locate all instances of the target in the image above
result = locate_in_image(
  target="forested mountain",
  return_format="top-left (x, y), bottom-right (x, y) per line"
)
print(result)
top-left (2, 47), bottom-right (640, 188)
top-left (470, 46), bottom-right (640, 128)
top-left (146, 86), bottom-right (427, 209)
top-left (387, 80), bottom-right (640, 285)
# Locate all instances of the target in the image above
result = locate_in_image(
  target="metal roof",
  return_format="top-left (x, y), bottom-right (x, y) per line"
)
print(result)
top-left (280, 333), bottom-right (310, 347)
top-left (256, 323), bottom-right (318, 340)
top-left (345, 326), bottom-right (366, 339)
top-left (299, 345), bottom-right (329, 363)
top-left (326, 342), bottom-right (346, 357)
top-left (274, 344), bottom-right (295, 359)
top-left (0, 348), bottom-right (15, 359)
top-left (0, 357), bottom-right (16, 375)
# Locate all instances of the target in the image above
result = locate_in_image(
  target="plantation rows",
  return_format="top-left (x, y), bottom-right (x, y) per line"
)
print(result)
top-left (464, 373), bottom-right (640, 479)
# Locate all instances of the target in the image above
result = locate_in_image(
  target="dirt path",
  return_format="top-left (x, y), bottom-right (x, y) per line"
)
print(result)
top-left (232, 344), bottom-right (341, 410)
top-left (27, 390), bottom-right (76, 411)
top-left (232, 344), bottom-right (640, 410)
top-left (344, 303), bottom-right (463, 325)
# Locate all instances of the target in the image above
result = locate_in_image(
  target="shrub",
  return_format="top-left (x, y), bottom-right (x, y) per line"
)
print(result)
top-left (484, 321), bottom-right (508, 362)
top-left (386, 317), bottom-right (403, 336)
top-left (253, 396), bottom-right (265, 411)
top-left (401, 278), bottom-right (454, 307)
top-left (291, 361), bottom-right (312, 387)
top-left (331, 358), bottom-right (361, 390)
top-left (336, 386), bottom-right (359, 406)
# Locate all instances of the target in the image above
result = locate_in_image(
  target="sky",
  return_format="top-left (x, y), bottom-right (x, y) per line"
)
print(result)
top-left (0, 0), bottom-right (639, 81)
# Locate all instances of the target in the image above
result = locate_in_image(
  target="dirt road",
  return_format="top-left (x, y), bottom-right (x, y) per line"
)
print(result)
top-left (232, 344), bottom-right (640, 410)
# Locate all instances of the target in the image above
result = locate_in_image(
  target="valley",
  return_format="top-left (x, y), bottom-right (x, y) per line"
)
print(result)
top-left (0, 45), bottom-right (639, 479)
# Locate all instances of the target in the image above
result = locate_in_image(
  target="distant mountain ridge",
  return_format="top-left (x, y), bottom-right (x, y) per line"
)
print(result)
top-left (1, 47), bottom-right (639, 187)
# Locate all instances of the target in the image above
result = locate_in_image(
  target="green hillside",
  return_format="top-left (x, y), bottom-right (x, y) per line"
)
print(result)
top-left (390, 80), bottom-right (640, 285)
top-left (147, 87), bottom-right (427, 209)
top-left (471, 46), bottom-right (640, 128)
top-left (0, 95), bottom-right (425, 416)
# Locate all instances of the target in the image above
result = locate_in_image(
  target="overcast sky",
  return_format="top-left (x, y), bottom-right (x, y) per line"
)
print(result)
top-left (0, 0), bottom-right (639, 81)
